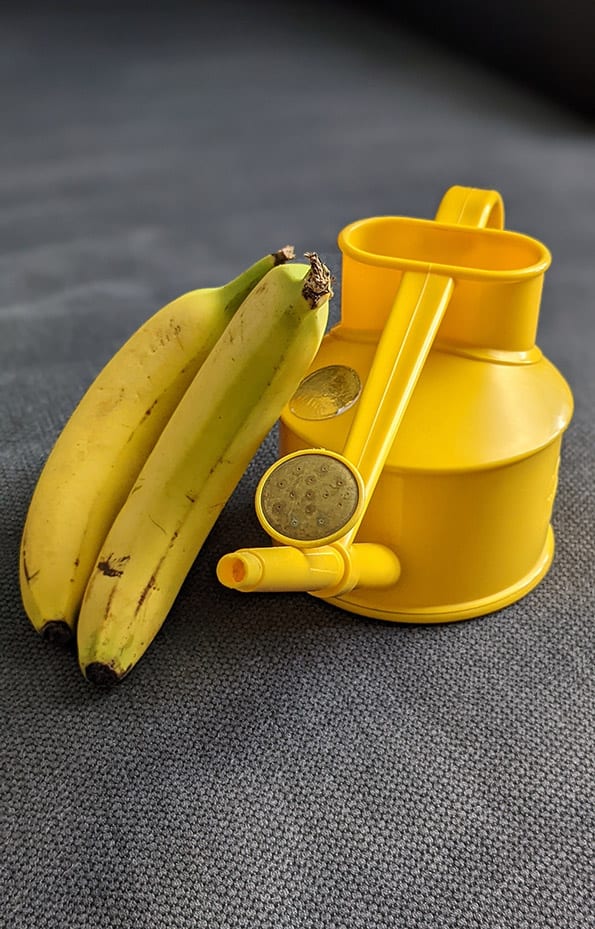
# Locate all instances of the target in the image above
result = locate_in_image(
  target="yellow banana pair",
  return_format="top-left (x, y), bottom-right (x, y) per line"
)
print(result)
top-left (19, 249), bottom-right (332, 682)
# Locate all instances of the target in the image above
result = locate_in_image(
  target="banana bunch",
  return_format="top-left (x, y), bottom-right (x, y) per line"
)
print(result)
top-left (20, 249), bottom-right (332, 682)
top-left (19, 248), bottom-right (292, 642)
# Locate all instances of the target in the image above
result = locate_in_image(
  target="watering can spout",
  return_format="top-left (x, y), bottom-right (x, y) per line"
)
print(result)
top-left (217, 542), bottom-right (401, 597)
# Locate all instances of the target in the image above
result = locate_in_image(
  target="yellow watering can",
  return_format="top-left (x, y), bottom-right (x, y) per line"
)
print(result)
top-left (217, 185), bottom-right (574, 623)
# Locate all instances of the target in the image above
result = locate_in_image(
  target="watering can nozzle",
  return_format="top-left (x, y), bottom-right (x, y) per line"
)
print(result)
top-left (216, 542), bottom-right (400, 597)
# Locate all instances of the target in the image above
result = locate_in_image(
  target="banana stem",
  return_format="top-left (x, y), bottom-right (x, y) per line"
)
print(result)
top-left (302, 253), bottom-right (333, 308)
top-left (273, 245), bottom-right (295, 264)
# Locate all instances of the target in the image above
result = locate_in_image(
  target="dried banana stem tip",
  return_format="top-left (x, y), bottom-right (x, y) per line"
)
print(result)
top-left (302, 252), bottom-right (333, 308)
top-left (41, 620), bottom-right (73, 647)
top-left (273, 245), bottom-right (295, 264)
top-left (85, 662), bottom-right (121, 686)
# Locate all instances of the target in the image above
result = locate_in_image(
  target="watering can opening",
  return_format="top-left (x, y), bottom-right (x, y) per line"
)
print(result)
top-left (339, 216), bottom-right (549, 278)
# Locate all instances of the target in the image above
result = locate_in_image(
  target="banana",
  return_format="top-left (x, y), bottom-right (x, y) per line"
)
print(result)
top-left (20, 247), bottom-right (294, 644)
top-left (77, 253), bottom-right (332, 683)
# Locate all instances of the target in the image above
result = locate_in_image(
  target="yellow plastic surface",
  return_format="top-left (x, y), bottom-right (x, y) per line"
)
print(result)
top-left (217, 185), bottom-right (574, 622)
top-left (216, 541), bottom-right (400, 596)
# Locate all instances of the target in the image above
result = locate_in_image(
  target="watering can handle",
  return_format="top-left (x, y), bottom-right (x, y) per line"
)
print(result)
top-left (434, 185), bottom-right (504, 229)
top-left (337, 186), bottom-right (505, 549)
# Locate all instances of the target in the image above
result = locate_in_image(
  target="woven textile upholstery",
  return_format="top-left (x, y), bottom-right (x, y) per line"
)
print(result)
top-left (1, 4), bottom-right (593, 928)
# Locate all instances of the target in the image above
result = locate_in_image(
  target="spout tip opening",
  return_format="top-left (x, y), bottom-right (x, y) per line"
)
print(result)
top-left (217, 552), bottom-right (263, 591)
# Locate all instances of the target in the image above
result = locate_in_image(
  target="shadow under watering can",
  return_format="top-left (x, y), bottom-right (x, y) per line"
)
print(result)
top-left (218, 186), bottom-right (574, 623)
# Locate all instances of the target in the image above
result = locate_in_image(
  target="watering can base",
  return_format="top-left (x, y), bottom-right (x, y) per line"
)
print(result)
top-left (319, 526), bottom-right (554, 624)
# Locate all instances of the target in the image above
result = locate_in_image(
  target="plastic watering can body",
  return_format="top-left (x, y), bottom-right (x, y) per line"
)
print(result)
top-left (277, 187), bottom-right (573, 621)
top-left (218, 186), bottom-right (573, 623)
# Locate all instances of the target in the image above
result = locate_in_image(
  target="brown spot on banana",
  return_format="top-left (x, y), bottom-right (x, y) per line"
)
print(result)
top-left (169, 318), bottom-right (184, 349)
top-left (97, 554), bottom-right (130, 578)
top-left (139, 398), bottom-right (159, 422)
top-left (102, 584), bottom-right (118, 622)
top-left (135, 555), bottom-right (166, 616)
top-left (148, 515), bottom-right (167, 534)
top-left (21, 547), bottom-right (40, 585)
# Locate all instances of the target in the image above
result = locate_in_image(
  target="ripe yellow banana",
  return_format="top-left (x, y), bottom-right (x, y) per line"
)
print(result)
top-left (77, 253), bottom-right (332, 684)
top-left (20, 247), bottom-right (294, 644)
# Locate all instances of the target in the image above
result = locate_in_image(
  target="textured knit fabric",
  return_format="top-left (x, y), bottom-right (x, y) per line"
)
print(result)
top-left (1, 4), bottom-right (593, 928)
